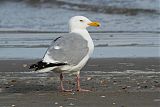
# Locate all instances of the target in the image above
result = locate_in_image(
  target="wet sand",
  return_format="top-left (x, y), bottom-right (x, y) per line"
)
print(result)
top-left (0, 58), bottom-right (160, 107)
top-left (0, 92), bottom-right (159, 107)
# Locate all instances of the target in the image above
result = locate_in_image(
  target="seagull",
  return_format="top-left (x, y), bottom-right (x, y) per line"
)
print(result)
top-left (29, 16), bottom-right (100, 92)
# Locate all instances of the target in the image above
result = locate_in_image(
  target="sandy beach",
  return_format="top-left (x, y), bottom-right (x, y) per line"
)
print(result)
top-left (0, 58), bottom-right (160, 107)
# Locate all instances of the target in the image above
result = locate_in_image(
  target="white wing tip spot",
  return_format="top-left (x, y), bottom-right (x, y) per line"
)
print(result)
top-left (54, 46), bottom-right (60, 49)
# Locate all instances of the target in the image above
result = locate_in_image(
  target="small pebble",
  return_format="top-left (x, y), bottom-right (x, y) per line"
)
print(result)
top-left (11, 80), bottom-right (16, 83)
top-left (59, 106), bottom-right (63, 107)
top-left (55, 102), bottom-right (58, 105)
top-left (153, 81), bottom-right (158, 83)
top-left (137, 86), bottom-right (141, 89)
top-left (100, 80), bottom-right (107, 85)
top-left (87, 77), bottom-right (92, 80)
top-left (100, 95), bottom-right (106, 98)
top-left (151, 86), bottom-right (155, 88)
top-left (122, 87), bottom-right (127, 89)
top-left (113, 80), bottom-right (117, 82)
top-left (143, 81), bottom-right (147, 83)
top-left (113, 82), bottom-right (117, 85)
top-left (71, 92), bottom-right (75, 95)
top-left (10, 85), bottom-right (14, 87)
top-left (137, 83), bottom-right (140, 85)
top-left (127, 86), bottom-right (131, 88)
top-left (144, 86), bottom-right (148, 88)
top-left (12, 105), bottom-right (16, 107)
top-left (69, 103), bottom-right (74, 106)
top-left (113, 102), bottom-right (116, 105)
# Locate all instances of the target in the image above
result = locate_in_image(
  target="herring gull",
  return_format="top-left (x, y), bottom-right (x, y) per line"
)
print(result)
top-left (29, 16), bottom-right (100, 92)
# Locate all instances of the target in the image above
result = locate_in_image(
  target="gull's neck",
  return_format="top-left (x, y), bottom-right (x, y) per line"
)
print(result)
top-left (70, 29), bottom-right (91, 40)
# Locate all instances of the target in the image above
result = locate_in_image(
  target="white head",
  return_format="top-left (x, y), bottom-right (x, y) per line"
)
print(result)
top-left (69, 16), bottom-right (100, 31)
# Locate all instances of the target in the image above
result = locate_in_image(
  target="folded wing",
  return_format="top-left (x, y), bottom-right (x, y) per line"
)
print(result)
top-left (43, 32), bottom-right (89, 66)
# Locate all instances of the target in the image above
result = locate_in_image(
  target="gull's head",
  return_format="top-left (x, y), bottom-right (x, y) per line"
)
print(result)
top-left (69, 16), bottom-right (100, 31)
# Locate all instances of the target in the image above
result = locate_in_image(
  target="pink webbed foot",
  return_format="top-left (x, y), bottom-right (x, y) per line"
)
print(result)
top-left (76, 74), bottom-right (91, 92)
top-left (77, 88), bottom-right (91, 92)
top-left (61, 89), bottom-right (73, 92)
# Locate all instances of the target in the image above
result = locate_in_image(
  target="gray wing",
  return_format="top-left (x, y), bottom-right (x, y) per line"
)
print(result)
top-left (43, 33), bottom-right (89, 65)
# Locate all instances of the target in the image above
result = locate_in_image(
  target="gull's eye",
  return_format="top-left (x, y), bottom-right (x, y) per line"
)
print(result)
top-left (80, 20), bottom-right (83, 22)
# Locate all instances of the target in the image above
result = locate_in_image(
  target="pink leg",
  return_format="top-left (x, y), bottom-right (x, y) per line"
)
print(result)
top-left (60, 73), bottom-right (72, 92)
top-left (76, 74), bottom-right (91, 92)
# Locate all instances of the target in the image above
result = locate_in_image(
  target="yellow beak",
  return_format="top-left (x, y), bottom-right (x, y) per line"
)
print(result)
top-left (88, 22), bottom-right (100, 27)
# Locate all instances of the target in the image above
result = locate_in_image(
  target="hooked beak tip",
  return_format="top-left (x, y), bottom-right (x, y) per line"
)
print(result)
top-left (88, 22), bottom-right (100, 27)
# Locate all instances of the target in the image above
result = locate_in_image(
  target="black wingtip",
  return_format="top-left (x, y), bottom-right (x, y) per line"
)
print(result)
top-left (29, 64), bottom-right (37, 69)
top-left (29, 61), bottom-right (42, 69)
top-left (29, 60), bottom-right (67, 71)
